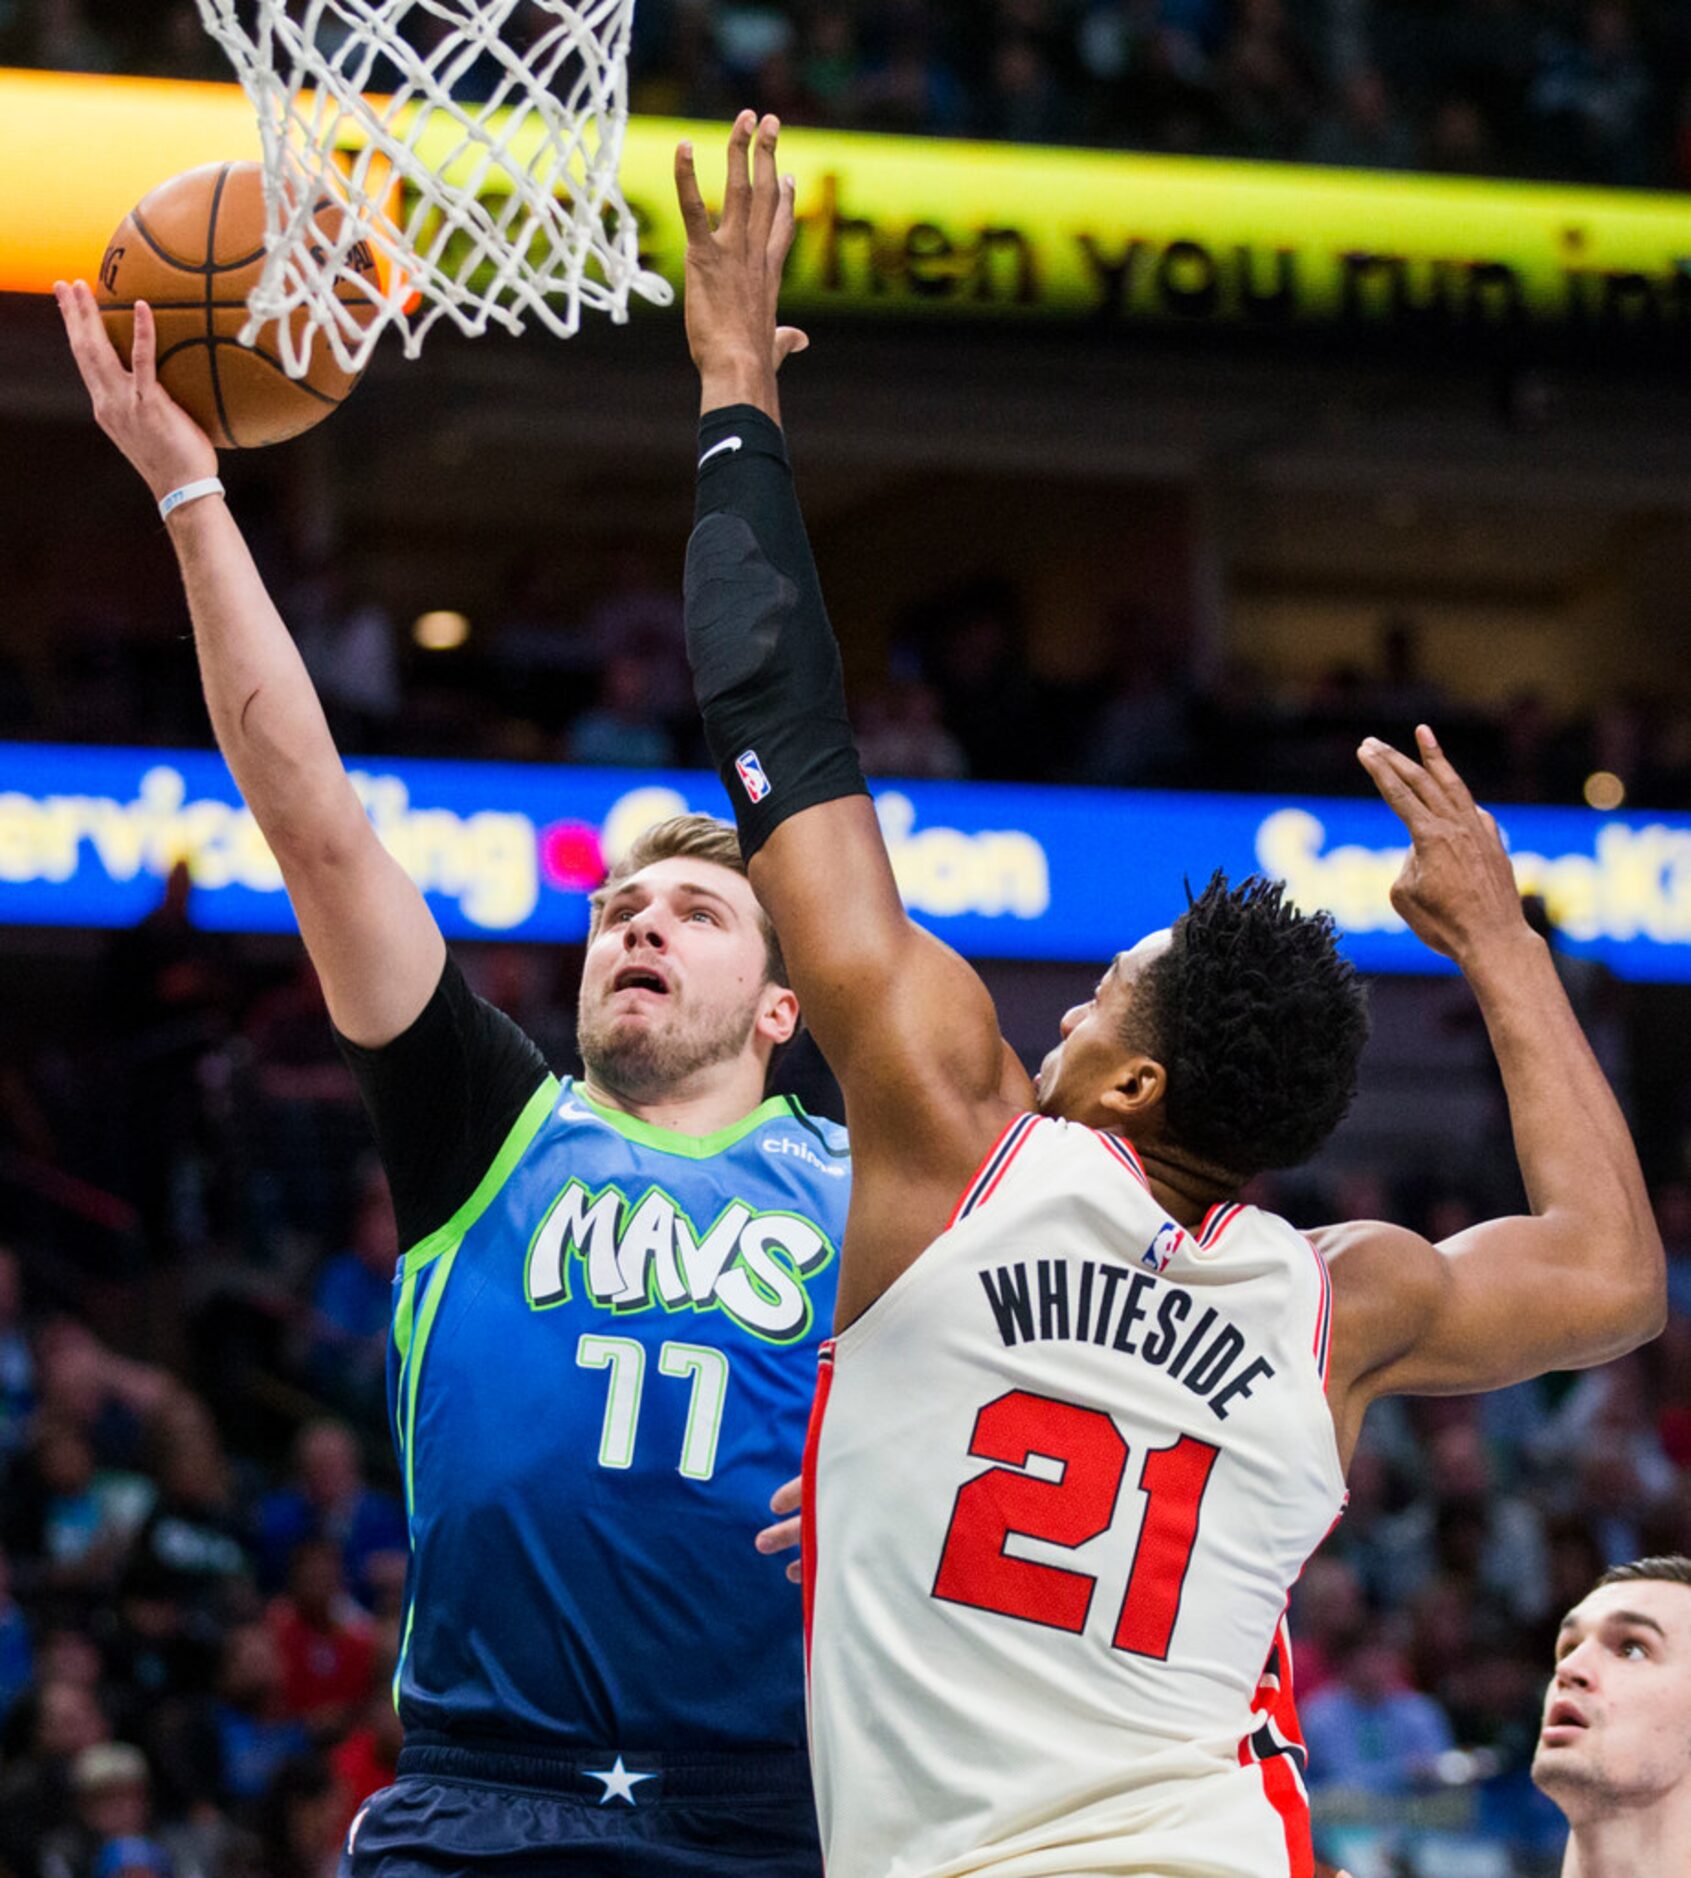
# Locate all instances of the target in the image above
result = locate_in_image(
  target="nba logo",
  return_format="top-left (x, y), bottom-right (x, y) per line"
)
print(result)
top-left (736, 750), bottom-right (772, 804)
top-left (1142, 1222), bottom-right (1185, 1273)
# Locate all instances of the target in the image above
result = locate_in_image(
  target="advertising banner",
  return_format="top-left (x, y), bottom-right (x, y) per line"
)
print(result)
top-left (1, 743), bottom-right (1687, 981)
top-left (4, 67), bottom-right (1690, 338)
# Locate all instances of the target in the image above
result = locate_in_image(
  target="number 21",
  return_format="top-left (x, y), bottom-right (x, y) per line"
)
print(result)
top-left (932, 1389), bottom-right (1218, 1660)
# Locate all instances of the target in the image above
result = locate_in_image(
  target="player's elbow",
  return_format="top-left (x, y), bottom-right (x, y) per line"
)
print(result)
top-left (1595, 1220), bottom-right (1668, 1355)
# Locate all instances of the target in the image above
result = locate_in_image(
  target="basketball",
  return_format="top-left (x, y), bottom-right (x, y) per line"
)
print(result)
top-left (95, 161), bottom-right (377, 449)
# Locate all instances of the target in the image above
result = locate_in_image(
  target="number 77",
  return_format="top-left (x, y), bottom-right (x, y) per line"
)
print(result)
top-left (576, 1334), bottom-right (733, 1482)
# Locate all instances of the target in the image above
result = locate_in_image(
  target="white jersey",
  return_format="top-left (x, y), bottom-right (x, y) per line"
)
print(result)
top-left (803, 1113), bottom-right (1346, 1878)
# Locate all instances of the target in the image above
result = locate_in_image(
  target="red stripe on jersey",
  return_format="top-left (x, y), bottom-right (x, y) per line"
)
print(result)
top-left (945, 1115), bottom-right (1035, 1231)
top-left (1198, 1202), bottom-right (1242, 1247)
top-left (1094, 1130), bottom-right (1149, 1189)
top-left (801, 1341), bottom-right (836, 1679)
top-left (1242, 1614), bottom-right (1314, 1876)
top-left (1307, 1240), bottom-right (1334, 1387)
top-left (949, 1114), bottom-right (1040, 1227)
top-left (1257, 1752), bottom-right (1313, 1877)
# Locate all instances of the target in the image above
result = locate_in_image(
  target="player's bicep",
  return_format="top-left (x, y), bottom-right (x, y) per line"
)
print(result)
top-left (1336, 1213), bottom-right (1654, 1401)
top-left (281, 822), bottom-right (446, 1048)
top-left (750, 796), bottom-right (1005, 1110)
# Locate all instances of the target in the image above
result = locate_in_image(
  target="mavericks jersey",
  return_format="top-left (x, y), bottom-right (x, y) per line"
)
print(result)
top-left (804, 1114), bottom-right (1344, 1878)
top-left (391, 1074), bottom-right (848, 1751)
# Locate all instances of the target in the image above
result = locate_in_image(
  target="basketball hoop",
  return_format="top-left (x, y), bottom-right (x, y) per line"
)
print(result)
top-left (193, 0), bottom-right (673, 377)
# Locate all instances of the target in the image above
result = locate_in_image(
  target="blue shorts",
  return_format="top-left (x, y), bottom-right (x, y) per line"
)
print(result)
top-left (340, 1740), bottom-right (822, 1878)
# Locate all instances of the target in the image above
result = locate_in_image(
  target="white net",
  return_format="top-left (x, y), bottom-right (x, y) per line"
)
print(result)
top-left (194, 0), bottom-right (673, 377)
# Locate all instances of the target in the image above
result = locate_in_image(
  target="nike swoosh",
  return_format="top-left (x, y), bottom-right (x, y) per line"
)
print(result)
top-left (698, 435), bottom-right (744, 468)
top-left (558, 1101), bottom-right (597, 1122)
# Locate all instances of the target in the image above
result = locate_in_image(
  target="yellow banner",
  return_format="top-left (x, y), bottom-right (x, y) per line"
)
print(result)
top-left (6, 65), bottom-right (1691, 332)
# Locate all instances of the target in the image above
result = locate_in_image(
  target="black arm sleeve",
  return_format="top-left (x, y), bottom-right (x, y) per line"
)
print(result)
top-left (334, 955), bottom-right (551, 1251)
top-left (685, 404), bottom-right (867, 858)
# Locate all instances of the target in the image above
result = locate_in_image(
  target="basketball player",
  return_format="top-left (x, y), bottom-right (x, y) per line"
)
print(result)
top-left (672, 114), bottom-right (1666, 1877)
top-left (55, 278), bottom-right (844, 1874)
top-left (1533, 1557), bottom-right (1691, 1874)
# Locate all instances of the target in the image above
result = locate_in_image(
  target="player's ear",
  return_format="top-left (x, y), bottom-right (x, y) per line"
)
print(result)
top-left (759, 983), bottom-right (801, 1048)
top-left (1098, 1054), bottom-right (1168, 1127)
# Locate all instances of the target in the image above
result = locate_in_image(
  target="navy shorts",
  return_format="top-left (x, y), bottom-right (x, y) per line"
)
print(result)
top-left (340, 1740), bottom-right (822, 1878)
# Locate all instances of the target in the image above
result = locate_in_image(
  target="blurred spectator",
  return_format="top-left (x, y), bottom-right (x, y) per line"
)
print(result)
top-left (0, 1544), bottom-right (33, 1723)
top-left (121, 1403), bottom-right (254, 1624)
top-left (1302, 1637), bottom-right (1457, 1795)
top-left (160, 1624), bottom-right (311, 1814)
top-left (326, 1686), bottom-right (403, 1842)
top-left (1288, 1554), bottom-right (1367, 1700)
top-left (565, 654), bottom-right (678, 768)
top-left (1215, 0), bottom-right (1311, 159)
top-left (855, 678), bottom-right (970, 779)
top-left (255, 1422), bottom-right (406, 1614)
top-left (2, 1419), bottom-right (154, 1601)
top-left (0, 1677), bottom-right (114, 1873)
top-left (39, 1740), bottom-right (209, 1878)
top-left (0, 1244), bottom-right (36, 1455)
top-left (1304, 66), bottom-right (1419, 170)
top-left (247, 1752), bottom-right (347, 1878)
top-left (265, 1540), bottom-right (375, 1737)
top-left (1371, 1421), bottom-right (1551, 1624)
top-left (302, 1164), bottom-right (397, 1426)
top-left (1530, 0), bottom-right (1653, 185)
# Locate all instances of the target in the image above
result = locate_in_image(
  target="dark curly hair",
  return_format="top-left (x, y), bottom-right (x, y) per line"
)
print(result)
top-left (1128, 872), bottom-right (1370, 1179)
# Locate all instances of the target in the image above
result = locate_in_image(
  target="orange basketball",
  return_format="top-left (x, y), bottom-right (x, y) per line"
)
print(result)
top-left (96, 161), bottom-right (378, 450)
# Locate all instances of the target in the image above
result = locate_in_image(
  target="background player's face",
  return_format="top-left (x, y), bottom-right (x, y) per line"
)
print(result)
top-left (578, 857), bottom-right (796, 1102)
top-left (1034, 930), bottom-right (1172, 1128)
top-left (1531, 1580), bottom-right (1691, 1824)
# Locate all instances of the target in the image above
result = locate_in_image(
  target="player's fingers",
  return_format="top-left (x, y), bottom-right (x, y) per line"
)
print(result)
top-left (1358, 739), bottom-right (1427, 826)
top-left (1415, 724), bottom-right (1478, 816)
top-left (58, 280), bottom-right (124, 397)
top-left (722, 109), bottom-right (756, 234)
top-left (786, 1558), bottom-right (802, 1584)
top-left (755, 1515), bottom-right (802, 1556)
top-left (131, 300), bottom-right (157, 397)
top-left (674, 141), bottom-right (713, 246)
top-left (750, 114), bottom-right (782, 247)
top-left (768, 171), bottom-right (799, 270)
top-left (769, 1474), bottom-right (803, 1517)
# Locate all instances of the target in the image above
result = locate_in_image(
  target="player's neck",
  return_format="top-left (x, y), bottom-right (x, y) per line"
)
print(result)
top-left (578, 1059), bottom-right (772, 1140)
top-left (1563, 1794), bottom-right (1691, 1877)
top-left (1130, 1140), bottom-right (1238, 1232)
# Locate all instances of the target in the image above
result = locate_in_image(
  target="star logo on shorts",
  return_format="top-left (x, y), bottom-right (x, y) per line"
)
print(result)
top-left (585, 1756), bottom-right (656, 1805)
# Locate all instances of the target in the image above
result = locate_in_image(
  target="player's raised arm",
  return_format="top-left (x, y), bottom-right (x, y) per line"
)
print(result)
top-left (55, 279), bottom-right (443, 1047)
top-left (675, 118), bottom-right (1017, 1203)
top-left (1323, 726), bottom-right (1664, 1425)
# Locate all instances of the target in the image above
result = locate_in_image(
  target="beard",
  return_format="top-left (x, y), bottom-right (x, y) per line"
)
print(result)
top-left (577, 985), bottom-right (764, 1104)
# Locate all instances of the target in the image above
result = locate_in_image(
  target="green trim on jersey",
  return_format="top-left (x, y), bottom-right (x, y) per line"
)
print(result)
top-left (391, 1073), bottom-right (559, 1704)
top-left (401, 1075), bottom-right (562, 1277)
top-left (567, 1079), bottom-right (801, 1160)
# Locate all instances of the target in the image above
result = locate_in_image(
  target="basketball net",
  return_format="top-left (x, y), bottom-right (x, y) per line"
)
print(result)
top-left (193, 0), bottom-right (673, 376)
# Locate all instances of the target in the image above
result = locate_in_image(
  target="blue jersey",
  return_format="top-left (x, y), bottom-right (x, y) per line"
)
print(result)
top-left (387, 1073), bottom-right (848, 1752)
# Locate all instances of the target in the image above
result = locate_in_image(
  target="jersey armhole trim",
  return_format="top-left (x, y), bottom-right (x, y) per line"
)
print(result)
top-left (946, 1112), bottom-right (1041, 1230)
top-left (399, 1073), bottom-right (560, 1278)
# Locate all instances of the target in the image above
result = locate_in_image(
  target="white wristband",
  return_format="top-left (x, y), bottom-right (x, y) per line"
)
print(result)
top-left (159, 477), bottom-right (225, 521)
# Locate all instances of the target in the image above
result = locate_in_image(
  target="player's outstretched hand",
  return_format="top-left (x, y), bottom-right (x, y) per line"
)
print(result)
top-left (1358, 725), bottom-right (1526, 965)
top-left (55, 279), bottom-right (217, 505)
top-left (675, 110), bottom-right (809, 413)
top-left (755, 1474), bottom-right (803, 1585)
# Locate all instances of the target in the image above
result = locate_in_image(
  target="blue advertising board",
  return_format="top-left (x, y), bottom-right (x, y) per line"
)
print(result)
top-left (0, 743), bottom-right (1687, 981)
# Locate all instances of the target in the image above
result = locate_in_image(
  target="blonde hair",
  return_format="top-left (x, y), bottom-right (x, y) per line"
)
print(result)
top-left (591, 815), bottom-right (788, 987)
